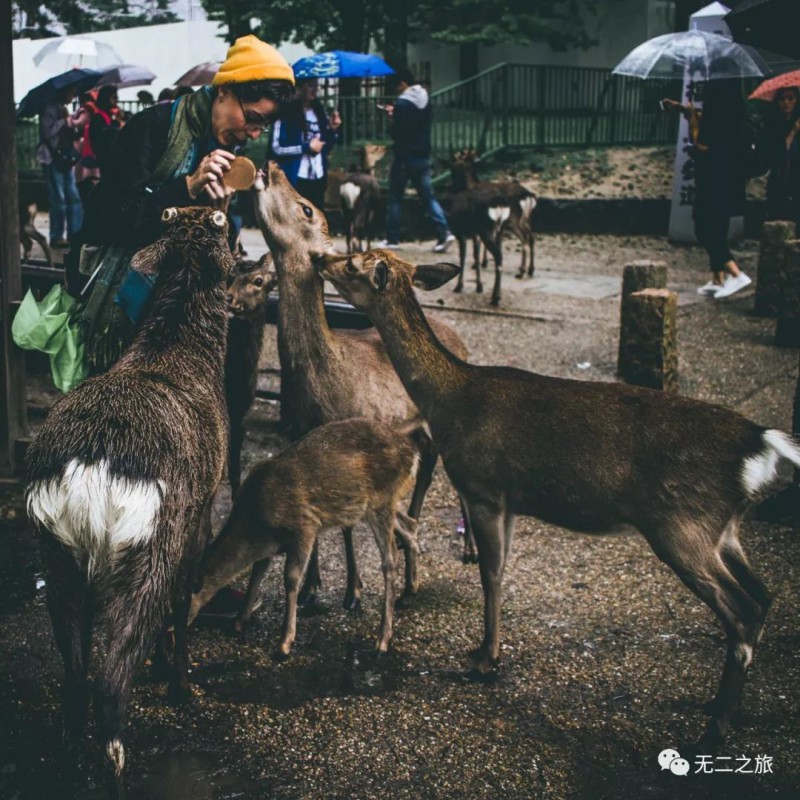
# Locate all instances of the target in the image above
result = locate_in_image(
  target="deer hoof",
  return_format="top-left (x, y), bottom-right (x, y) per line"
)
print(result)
top-left (515, 270), bottom-right (525, 279)
top-left (343, 591), bottom-right (362, 612)
top-left (468, 645), bottom-right (499, 675)
top-left (462, 550), bottom-right (479, 565)
top-left (475, 284), bottom-right (483, 294)
top-left (272, 647), bottom-right (291, 662)
top-left (490, 295), bottom-right (500, 307)
top-left (453, 285), bottom-right (463, 294)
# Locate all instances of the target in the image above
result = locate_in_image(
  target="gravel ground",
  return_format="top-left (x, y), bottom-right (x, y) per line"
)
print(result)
top-left (1, 230), bottom-right (798, 800)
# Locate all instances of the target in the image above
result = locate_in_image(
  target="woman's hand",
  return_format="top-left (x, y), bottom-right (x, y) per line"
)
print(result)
top-left (186, 149), bottom-right (235, 200)
top-left (308, 136), bottom-right (325, 154)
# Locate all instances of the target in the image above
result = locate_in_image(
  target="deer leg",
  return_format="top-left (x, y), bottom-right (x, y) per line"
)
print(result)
top-left (461, 496), bottom-right (478, 564)
top-left (471, 236), bottom-right (481, 271)
top-left (298, 543), bottom-right (322, 608)
top-left (464, 500), bottom-right (508, 674)
top-left (277, 537), bottom-right (314, 659)
top-left (646, 519), bottom-right (769, 745)
top-left (95, 557), bottom-right (171, 800)
top-left (474, 237), bottom-right (484, 294)
top-left (527, 229), bottom-right (535, 277)
top-left (368, 508), bottom-right (399, 653)
top-left (228, 418), bottom-right (245, 499)
top-left (234, 557), bottom-right (272, 632)
top-left (454, 236), bottom-right (466, 293)
top-left (401, 431), bottom-right (436, 596)
top-left (482, 233), bottom-right (503, 306)
top-left (342, 526), bottom-right (363, 610)
top-left (29, 224), bottom-right (54, 267)
top-left (42, 538), bottom-right (93, 788)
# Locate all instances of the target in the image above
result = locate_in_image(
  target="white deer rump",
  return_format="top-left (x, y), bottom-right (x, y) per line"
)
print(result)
top-left (28, 459), bottom-right (165, 572)
top-left (340, 182), bottom-right (362, 209)
top-left (740, 429), bottom-right (800, 497)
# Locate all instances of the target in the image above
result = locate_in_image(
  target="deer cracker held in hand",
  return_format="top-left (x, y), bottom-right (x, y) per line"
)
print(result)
top-left (317, 248), bottom-right (800, 746)
top-left (253, 162), bottom-right (469, 607)
top-left (189, 417), bottom-right (420, 656)
top-left (26, 207), bottom-right (233, 799)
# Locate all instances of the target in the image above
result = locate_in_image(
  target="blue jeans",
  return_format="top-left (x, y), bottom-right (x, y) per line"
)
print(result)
top-left (387, 157), bottom-right (449, 243)
top-left (45, 163), bottom-right (83, 242)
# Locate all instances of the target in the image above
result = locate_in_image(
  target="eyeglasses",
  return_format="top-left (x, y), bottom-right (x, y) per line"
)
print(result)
top-left (235, 95), bottom-right (273, 130)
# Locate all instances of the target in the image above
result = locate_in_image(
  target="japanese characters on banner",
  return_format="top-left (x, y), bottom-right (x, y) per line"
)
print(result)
top-left (668, 2), bottom-right (744, 243)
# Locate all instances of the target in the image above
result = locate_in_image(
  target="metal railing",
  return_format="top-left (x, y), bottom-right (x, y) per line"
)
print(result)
top-left (16, 64), bottom-right (683, 178)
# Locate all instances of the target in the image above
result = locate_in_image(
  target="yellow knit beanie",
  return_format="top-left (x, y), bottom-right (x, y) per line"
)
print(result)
top-left (213, 35), bottom-right (295, 86)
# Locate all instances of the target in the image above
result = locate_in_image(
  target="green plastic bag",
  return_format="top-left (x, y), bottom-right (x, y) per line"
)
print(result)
top-left (11, 285), bottom-right (88, 393)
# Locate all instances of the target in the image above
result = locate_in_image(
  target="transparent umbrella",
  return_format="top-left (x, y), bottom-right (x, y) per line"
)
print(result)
top-left (34, 37), bottom-right (123, 73)
top-left (613, 30), bottom-right (770, 81)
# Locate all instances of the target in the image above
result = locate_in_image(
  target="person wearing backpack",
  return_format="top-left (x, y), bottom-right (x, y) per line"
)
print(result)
top-left (36, 86), bottom-right (83, 247)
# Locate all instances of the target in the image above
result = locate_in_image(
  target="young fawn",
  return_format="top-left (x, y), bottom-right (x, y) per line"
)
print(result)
top-left (189, 417), bottom-right (420, 657)
top-left (316, 248), bottom-right (800, 746)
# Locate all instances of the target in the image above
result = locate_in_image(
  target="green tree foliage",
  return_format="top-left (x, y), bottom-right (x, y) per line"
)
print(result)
top-left (12, 0), bottom-right (178, 39)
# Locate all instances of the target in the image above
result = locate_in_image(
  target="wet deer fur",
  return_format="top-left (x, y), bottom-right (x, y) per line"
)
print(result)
top-left (26, 206), bottom-right (233, 799)
top-left (317, 248), bottom-right (800, 747)
top-left (253, 162), bottom-right (469, 609)
top-left (190, 418), bottom-right (420, 656)
top-left (224, 254), bottom-right (277, 496)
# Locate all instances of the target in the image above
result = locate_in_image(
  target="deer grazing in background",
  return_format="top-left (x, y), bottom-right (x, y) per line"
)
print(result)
top-left (253, 161), bottom-right (469, 610)
top-left (225, 254), bottom-right (277, 496)
top-left (26, 207), bottom-right (233, 799)
top-left (454, 149), bottom-right (537, 279)
top-left (19, 198), bottom-right (54, 267)
top-left (190, 418), bottom-right (421, 656)
top-left (317, 247), bottom-right (800, 747)
top-left (449, 157), bottom-right (510, 305)
top-left (340, 144), bottom-right (387, 254)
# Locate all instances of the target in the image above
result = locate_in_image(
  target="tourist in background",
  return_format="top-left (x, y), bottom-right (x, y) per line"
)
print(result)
top-left (759, 86), bottom-right (800, 226)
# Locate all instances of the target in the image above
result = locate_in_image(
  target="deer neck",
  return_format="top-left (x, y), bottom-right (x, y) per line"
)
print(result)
top-left (371, 287), bottom-right (467, 419)
top-left (275, 258), bottom-right (336, 371)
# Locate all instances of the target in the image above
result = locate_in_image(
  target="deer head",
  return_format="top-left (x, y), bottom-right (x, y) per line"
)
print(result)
top-left (226, 253), bottom-right (277, 319)
top-left (130, 206), bottom-right (233, 282)
top-left (316, 250), bottom-right (459, 312)
top-left (253, 162), bottom-right (335, 263)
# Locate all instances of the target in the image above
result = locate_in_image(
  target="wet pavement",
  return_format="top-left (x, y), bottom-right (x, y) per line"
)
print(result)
top-left (2, 230), bottom-right (799, 799)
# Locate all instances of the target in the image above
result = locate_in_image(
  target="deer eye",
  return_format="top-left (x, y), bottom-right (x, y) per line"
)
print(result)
top-left (300, 204), bottom-right (313, 219)
top-left (254, 276), bottom-right (264, 287)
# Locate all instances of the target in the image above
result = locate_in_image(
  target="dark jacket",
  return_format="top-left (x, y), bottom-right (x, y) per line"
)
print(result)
top-left (88, 107), bottom-right (120, 174)
top-left (80, 103), bottom-right (215, 249)
top-left (270, 101), bottom-right (338, 185)
top-left (390, 84), bottom-right (433, 161)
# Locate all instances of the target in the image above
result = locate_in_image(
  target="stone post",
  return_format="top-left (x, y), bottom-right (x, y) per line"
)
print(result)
top-left (755, 220), bottom-right (796, 317)
top-left (775, 239), bottom-right (800, 348)
top-left (618, 288), bottom-right (678, 392)
top-left (618, 260), bottom-right (667, 372)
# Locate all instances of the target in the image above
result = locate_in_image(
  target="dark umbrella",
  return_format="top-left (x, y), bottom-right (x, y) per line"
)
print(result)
top-left (17, 67), bottom-right (103, 118)
top-left (97, 64), bottom-right (157, 89)
top-left (175, 61), bottom-right (221, 87)
top-left (726, 0), bottom-right (800, 60)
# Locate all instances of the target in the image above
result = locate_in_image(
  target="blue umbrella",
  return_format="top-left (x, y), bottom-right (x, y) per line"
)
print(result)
top-left (292, 51), bottom-right (395, 79)
top-left (17, 67), bottom-right (103, 118)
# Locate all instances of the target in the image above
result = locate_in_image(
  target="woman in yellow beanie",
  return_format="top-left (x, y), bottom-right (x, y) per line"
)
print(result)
top-left (66, 35), bottom-right (294, 369)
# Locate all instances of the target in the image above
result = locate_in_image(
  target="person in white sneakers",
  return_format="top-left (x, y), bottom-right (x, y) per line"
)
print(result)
top-left (378, 68), bottom-right (455, 253)
top-left (663, 78), bottom-right (753, 300)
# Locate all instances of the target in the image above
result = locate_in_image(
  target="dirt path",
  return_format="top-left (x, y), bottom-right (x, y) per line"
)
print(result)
top-left (1, 230), bottom-right (798, 800)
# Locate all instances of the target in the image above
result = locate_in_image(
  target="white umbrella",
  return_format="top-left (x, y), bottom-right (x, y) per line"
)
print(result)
top-left (34, 37), bottom-right (123, 73)
top-left (613, 30), bottom-right (770, 81)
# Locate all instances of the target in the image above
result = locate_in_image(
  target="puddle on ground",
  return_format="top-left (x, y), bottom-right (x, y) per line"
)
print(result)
top-left (76, 750), bottom-right (260, 800)
top-left (206, 642), bottom-right (401, 709)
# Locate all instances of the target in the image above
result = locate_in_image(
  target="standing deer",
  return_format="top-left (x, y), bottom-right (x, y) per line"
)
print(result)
top-left (454, 150), bottom-right (537, 278)
top-left (252, 161), bottom-right (469, 610)
top-left (317, 248), bottom-right (800, 747)
top-left (340, 144), bottom-right (387, 254)
top-left (26, 207), bottom-right (232, 798)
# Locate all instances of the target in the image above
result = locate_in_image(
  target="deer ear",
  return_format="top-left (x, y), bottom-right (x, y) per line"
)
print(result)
top-left (130, 240), bottom-right (167, 276)
top-left (412, 262), bottom-right (460, 291)
top-left (371, 259), bottom-right (390, 291)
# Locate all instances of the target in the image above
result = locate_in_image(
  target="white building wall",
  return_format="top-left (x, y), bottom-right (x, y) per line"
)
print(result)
top-left (13, 22), bottom-right (314, 103)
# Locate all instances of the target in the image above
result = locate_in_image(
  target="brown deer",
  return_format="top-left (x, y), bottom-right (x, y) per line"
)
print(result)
top-left (224, 254), bottom-right (277, 496)
top-left (454, 149), bottom-right (537, 279)
top-left (317, 248), bottom-right (800, 747)
top-left (26, 207), bottom-right (233, 799)
top-left (339, 144), bottom-right (387, 254)
top-left (189, 417), bottom-right (421, 656)
top-left (449, 157), bottom-right (510, 305)
top-left (252, 162), bottom-right (469, 609)
top-left (19, 198), bottom-right (54, 266)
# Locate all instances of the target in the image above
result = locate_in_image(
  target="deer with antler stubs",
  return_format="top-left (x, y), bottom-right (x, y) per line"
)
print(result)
top-left (316, 247), bottom-right (800, 747)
